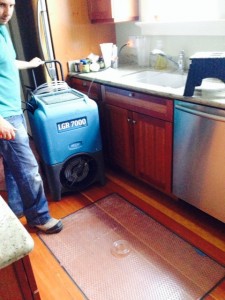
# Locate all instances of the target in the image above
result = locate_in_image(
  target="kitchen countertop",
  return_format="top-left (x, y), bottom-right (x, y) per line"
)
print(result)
top-left (69, 65), bottom-right (225, 109)
top-left (0, 195), bottom-right (34, 269)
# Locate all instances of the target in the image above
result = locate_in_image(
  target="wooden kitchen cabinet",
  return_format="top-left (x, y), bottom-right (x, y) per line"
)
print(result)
top-left (0, 255), bottom-right (40, 300)
top-left (69, 77), bottom-right (102, 104)
top-left (134, 112), bottom-right (172, 193)
top-left (102, 85), bottom-right (173, 194)
top-left (87, 0), bottom-right (139, 23)
top-left (104, 104), bottom-right (134, 173)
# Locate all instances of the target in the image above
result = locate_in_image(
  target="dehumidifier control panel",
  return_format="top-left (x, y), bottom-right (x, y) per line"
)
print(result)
top-left (39, 89), bottom-right (85, 105)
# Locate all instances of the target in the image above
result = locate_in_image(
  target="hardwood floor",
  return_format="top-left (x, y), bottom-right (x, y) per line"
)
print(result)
top-left (18, 169), bottom-right (225, 300)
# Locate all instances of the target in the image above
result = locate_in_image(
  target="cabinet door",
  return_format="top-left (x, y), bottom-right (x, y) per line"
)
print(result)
top-left (105, 104), bottom-right (134, 173)
top-left (0, 264), bottom-right (24, 300)
top-left (0, 256), bottom-right (40, 300)
top-left (133, 112), bottom-right (172, 193)
top-left (87, 0), bottom-right (114, 23)
top-left (87, 0), bottom-right (139, 23)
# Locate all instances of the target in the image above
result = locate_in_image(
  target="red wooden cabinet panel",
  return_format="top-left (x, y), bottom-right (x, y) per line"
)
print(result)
top-left (0, 256), bottom-right (40, 300)
top-left (102, 85), bottom-right (173, 194)
top-left (87, 0), bottom-right (139, 23)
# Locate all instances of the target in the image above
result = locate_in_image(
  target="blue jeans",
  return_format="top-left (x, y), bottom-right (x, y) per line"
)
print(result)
top-left (0, 114), bottom-right (51, 226)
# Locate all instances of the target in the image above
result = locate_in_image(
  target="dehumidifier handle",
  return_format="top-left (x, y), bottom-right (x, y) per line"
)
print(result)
top-left (44, 60), bottom-right (65, 81)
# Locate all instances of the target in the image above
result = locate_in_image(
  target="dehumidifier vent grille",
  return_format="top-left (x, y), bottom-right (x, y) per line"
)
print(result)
top-left (60, 155), bottom-right (98, 190)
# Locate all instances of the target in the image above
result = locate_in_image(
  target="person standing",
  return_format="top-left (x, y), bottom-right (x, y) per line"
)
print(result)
top-left (0, 0), bottom-right (63, 233)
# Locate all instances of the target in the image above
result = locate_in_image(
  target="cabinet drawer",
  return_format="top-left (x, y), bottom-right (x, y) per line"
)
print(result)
top-left (69, 77), bottom-right (102, 102)
top-left (102, 85), bottom-right (173, 122)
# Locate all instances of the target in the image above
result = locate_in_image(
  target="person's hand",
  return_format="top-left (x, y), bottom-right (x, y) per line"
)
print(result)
top-left (0, 117), bottom-right (17, 140)
top-left (29, 57), bottom-right (44, 68)
top-left (15, 58), bottom-right (44, 70)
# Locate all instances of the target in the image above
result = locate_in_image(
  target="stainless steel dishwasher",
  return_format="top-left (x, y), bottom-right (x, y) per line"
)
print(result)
top-left (173, 100), bottom-right (225, 223)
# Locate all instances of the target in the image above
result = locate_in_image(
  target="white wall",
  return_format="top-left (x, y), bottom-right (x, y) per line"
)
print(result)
top-left (140, 0), bottom-right (225, 22)
top-left (115, 0), bottom-right (225, 67)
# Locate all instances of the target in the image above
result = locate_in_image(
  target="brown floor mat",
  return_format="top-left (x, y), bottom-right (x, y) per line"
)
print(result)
top-left (39, 194), bottom-right (225, 300)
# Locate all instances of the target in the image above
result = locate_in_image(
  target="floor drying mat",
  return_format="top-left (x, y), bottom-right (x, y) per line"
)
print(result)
top-left (39, 194), bottom-right (225, 300)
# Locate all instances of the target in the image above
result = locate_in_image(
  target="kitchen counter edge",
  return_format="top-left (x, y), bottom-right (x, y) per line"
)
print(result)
top-left (69, 68), bottom-right (225, 110)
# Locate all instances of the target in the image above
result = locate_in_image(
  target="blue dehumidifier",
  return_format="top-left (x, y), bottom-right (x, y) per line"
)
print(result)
top-left (26, 65), bottom-right (105, 201)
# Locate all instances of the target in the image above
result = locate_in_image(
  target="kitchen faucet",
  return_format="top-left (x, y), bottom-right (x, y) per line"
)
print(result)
top-left (151, 49), bottom-right (185, 73)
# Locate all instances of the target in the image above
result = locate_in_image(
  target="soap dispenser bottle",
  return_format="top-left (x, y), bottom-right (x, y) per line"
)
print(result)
top-left (154, 40), bottom-right (167, 70)
top-left (177, 50), bottom-right (185, 72)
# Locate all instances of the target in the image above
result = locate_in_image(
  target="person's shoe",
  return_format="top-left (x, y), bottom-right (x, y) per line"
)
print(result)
top-left (34, 218), bottom-right (63, 234)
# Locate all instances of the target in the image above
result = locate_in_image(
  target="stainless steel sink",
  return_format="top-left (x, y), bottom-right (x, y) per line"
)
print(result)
top-left (122, 70), bottom-right (187, 89)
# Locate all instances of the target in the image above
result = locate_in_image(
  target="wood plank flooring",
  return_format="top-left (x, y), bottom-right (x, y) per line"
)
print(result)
top-left (18, 169), bottom-right (225, 300)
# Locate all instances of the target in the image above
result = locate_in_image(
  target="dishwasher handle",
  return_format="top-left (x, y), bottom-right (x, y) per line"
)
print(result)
top-left (175, 104), bottom-right (225, 122)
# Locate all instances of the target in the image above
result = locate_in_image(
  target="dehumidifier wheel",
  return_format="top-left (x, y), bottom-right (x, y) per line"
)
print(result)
top-left (60, 154), bottom-right (98, 190)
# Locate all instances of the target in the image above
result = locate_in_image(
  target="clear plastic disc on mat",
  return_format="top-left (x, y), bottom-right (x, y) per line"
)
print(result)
top-left (111, 240), bottom-right (131, 258)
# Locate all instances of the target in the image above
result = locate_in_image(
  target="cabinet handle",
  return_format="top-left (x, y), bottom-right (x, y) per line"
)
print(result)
top-left (82, 81), bottom-right (87, 87)
top-left (132, 120), bottom-right (137, 124)
top-left (127, 118), bottom-right (131, 123)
